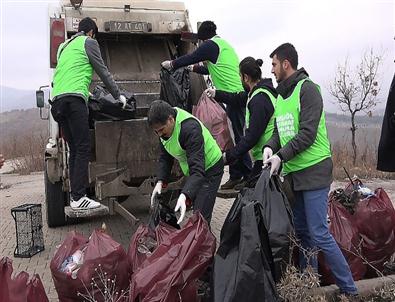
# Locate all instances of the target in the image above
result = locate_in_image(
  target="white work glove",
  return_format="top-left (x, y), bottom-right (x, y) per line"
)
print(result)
top-left (205, 88), bottom-right (216, 98)
top-left (161, 60), bottom-right (173, 70)
top-left (263, 154), bottom-right (282, 176)
top-left (187, 65), bottom-right (194, 72)
top-left (118, 94), bottom-right (127, 109)
top-left (150, 181), bottom-right (163, 208)
top-left (262, 147), bottom-right (273, 164)
top-left (174, 193), bottom-right (187, 225)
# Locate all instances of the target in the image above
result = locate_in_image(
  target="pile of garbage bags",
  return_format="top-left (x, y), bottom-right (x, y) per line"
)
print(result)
top-left (319, 180), bottom-right (395, 284)
top-left (214, 169), bottom-right (293, 302)
top-left (48, 208), bottom-right (215, 302)
top-left (0, 257), bottom-right (48, 302)
top-left (192, 91), bottom-right (234, 152)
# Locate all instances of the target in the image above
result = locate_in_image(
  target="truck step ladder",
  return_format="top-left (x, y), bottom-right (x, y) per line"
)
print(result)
top-left (64, 204), bottom-right (110, 218)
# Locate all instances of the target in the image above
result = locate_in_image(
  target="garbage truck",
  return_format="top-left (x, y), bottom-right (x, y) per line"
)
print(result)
top-left (36, 0), bottom-right (206, 227)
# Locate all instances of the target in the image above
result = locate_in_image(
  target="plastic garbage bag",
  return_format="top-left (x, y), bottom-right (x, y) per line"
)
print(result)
top-left (192, 92), bottom-right (234, 151)
top-left (214, 169), bottom-right (293, 302)
top-left (253, 170), bottom-right (294, 282)
top-left (0, 257), bottom-right (49, 302)
top-left (160, 67), bottom-right (191, 111)
top-left (354, 188), bottom-right (395, 276)
top-left (318, 196), bottom-right (366, 285)
top-left (148, 195), bottom-right (180, 231)
top-left (88, 85), bottom-right (136, 122)
top-left (50, 230), bottom-right (129, 302)
top-left (128, 212), bottom-right (216, 302)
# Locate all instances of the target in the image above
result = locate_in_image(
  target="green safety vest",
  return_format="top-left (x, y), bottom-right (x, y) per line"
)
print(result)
top-left (160, 108), bottom-right (222, 176)
top-left (52, 35), bottom-right (93, 102)
top-left (245, 87), bottom-right (276, 161)
top-left (207, 36), bottom-right (243, 93)
top-left (275, 78), bottom-right (331, 174)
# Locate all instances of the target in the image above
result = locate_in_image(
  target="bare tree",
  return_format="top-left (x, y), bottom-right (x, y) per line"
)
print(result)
top-left (329, 49), bottom-right (382, 165)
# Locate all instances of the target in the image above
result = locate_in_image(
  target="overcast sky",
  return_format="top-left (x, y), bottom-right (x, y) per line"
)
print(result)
top-left (1, 0), bottom-right (394, 112)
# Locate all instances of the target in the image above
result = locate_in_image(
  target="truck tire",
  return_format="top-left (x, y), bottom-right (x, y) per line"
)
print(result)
top-left (44, 169), bottom-right (67, 227)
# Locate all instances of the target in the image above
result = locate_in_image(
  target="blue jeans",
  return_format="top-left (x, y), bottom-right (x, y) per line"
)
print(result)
top-left (293, 187), bottom-right (357, 294)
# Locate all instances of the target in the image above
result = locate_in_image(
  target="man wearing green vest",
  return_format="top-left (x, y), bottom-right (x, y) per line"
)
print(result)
top-left (51, 17), bottom-right (126, 210)
top-left (263, 43), bottom-right (358, 297)
top-left (161, 21), bottom-right (252, 190)
top-left (205, 56), bottom-right (277, 188)
top-left (148, 100), bottom-right (224, 224)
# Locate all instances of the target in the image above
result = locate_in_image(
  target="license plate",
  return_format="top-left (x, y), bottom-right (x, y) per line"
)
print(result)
top-left (104, 21), bottom-right (151, 33)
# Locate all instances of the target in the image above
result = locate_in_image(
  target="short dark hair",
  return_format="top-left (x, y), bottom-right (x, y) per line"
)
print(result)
top-left (197, 21), bottom-right (217, 40)
top-left (270, 43), bottom-right (298, 69)
top-left (78, 17), bottom-right (98, 37)
top-left (147, 100), bottom-right (176, 126)
top-left (239, 57), bottom-right (263, 81)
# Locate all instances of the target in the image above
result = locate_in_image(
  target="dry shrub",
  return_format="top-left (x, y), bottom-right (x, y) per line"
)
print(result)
top-left (0, 131), bottom-right (46, 174)
top-left (78, 264), bottom-right (129, 302)
top-left (366, 281), bottom-right (395, 302)
top-left (331, 140), bottom-right (395, 180)
top-left (277, 235), bottom-right (327, 302)
top-left (277, 264), bottom-right (327, 302)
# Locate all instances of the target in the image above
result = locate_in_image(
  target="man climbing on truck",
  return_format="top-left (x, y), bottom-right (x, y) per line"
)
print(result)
top-left (51, 17), bottom-right (127, 210)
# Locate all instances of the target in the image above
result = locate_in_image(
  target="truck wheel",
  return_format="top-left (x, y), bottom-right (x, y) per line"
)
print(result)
top-left (44, 169), bottom-right (67, 227)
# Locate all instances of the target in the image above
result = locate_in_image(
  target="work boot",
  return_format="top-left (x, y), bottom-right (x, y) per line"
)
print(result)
top-left (220, 178), bottom-right (243, 190)
top-left (70, 195), bottom-right (101, 210)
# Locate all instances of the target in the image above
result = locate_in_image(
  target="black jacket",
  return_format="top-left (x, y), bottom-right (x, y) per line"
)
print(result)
top-left (266, 68), bottom-right (333, 191)
top-left (377, 74), bottom-right (395, 172)
top-left (157, 116), bottom-right (223, 200)
top-left (172, 40), bottom-right (219, 74)
top-left (214, 79), bottom-right (276, 163)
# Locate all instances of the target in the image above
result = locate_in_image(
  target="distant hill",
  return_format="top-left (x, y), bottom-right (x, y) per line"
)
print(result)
top-left (0, 108), bottom-right (48, 146)
top-left (326, 112), bottom-right (383, 126)
top-left (0, 108), bottom-right (384, 157)
top-left (0, 86), bottom-right (38, 112)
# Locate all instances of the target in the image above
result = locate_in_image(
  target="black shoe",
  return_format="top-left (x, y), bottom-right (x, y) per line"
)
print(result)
top-left (234, 180), bottom-right (246, 191)
top-left (220, 178), bottom-right (243, 190)
top-left (339, 292), bottom-right (360, 302)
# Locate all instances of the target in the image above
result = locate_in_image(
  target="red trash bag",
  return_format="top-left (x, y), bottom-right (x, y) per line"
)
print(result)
top-left (192, 92), bottom-right (234, 151)
top-left (318, 197), bottom-right (366, 285)
top-left (128, 212), bottom-right (216, 302)
top-left (50, 230), bottom-right (130, 302)
top-left (354, 188), bottom-right (395, 276)
top-left (0, 257), bottom-right (49, 302)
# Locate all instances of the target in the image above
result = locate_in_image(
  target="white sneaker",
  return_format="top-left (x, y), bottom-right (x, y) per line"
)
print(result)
top-left (70, 196), bottom-right (101, 210)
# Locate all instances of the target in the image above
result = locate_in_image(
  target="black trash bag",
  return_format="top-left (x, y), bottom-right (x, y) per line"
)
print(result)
top-left (213, 179), bottom-right (279, 302)
top-left (148, 194), bottom-right (180, 231)
top-left (88, 85), bottom-right (136, 122)
top-left (160, 67), bottom-right (191, 111)
top-left (252, 169), bottom-right (294, 282)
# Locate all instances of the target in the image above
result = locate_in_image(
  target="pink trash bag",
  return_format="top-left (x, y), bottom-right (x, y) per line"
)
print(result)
top-left (192, 92), bottom-right (234, 151)
top-left (0, 257), bottom-right (49, 302)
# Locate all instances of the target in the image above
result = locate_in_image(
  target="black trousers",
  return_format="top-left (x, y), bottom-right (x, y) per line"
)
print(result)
top-left (226, 104), bottom-right (252, 180)
top-left (51, 96), bottom-right (90, 200)
top-left (194, 159), bottom-right (224, 224)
